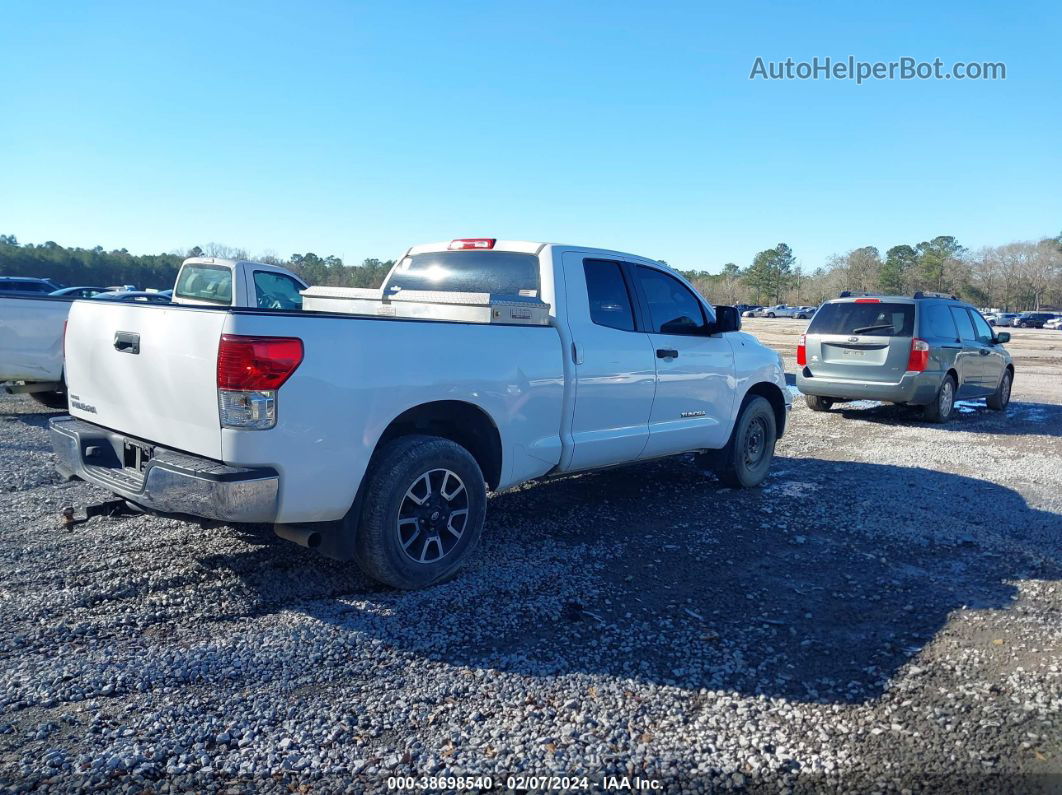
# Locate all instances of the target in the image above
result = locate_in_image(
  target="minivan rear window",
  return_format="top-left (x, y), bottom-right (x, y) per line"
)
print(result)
top-left (807, 302), bottom-right (914, 337)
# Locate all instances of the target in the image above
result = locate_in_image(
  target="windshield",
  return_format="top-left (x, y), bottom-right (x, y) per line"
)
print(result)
top-left (807, 301), bottom-right (915, 337)
top-left (384, 251), bottom-right (540, 297)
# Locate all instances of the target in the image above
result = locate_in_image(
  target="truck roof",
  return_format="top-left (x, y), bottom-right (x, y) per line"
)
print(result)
top-left (404, 239), bottom-right (678, 274)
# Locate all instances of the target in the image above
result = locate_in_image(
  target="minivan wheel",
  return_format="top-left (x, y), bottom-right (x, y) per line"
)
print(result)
top-left (711, 396), bottom-right (777, 488)
top-left (987, 370), bottom-right (1012, 411)
top-left (766, 312), bottom-right (776, 318)
top-left (923, 374), bottom-right (957, 423)
top-left (805, 395), bottom-right (833, 412)
top-left (353, 435), bottom-right (487, 589)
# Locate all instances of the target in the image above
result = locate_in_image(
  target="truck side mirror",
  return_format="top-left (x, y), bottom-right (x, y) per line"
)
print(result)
top-left (994, 331), bottom-right (1010, 344)
top-left (711, 305), bottom-right (741, 334)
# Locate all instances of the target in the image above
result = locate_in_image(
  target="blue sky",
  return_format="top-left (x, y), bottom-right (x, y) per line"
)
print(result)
top-left (2, 1), bottom-right (1059, 273)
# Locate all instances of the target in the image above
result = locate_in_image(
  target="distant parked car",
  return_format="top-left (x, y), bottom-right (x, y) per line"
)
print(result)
top-left (733, 304), bottom-right (758, 315)
top-left (741, 305), bottom-right (763, 317)
top-left (1014, 312), bottom-right (1056, 328)
top-left (92, 290), bottom-right (172, 304)
top-left (1044, 316), bottom-right (1062, 330)
top-left (794, 306), bottom-right (817, 319)
top-left (989, 312), bottom-right (1018, 327)
top-left (0, 276), bottom-right (63, 295)
top-left (757, 304), bottom-right (802, 318)
top-left (50, 286), bottom-right (108, 298)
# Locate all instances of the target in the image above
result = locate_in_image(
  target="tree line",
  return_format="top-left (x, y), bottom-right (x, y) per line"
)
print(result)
top-left (3, 231), bottom-right (1060, 310)
top-left (0, 237), bottom-right (393, 292)
top-left (682, 233), bottom-right (1062, 310)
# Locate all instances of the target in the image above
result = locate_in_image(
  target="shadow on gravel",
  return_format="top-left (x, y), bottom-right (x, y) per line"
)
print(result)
top-left (830, 399), bottom-right (1062, 437)
top-left (0, 408), bottom-right (64, 430)
top-left (195, 456), bottom-right (1061, 706)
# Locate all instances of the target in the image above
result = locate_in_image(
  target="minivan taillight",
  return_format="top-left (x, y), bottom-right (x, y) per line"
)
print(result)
top-left (217, 335), bottom-right (303, 429)
top-left (907, 338), bottom-right (929, 372)
top-left (796, 334), bottom-right (807, 366)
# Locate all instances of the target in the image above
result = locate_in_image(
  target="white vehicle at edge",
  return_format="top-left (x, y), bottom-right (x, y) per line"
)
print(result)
top-left (0, 258), bottom-right (306, 407)
top-left (51, 239), bottom-right (791, 589)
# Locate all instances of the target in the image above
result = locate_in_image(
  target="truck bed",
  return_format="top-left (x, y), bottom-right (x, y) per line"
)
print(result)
top-left (62, 300), bottom-right (566, 523)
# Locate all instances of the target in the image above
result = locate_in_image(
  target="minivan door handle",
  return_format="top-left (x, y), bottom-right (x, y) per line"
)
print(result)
top-left (113, 331), bottom-right (140, 354)
top-left (656, 348), bottom-right (679, 359)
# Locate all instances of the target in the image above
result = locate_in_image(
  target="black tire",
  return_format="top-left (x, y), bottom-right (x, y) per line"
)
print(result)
top-left (353, 435), bottom-right (487, 590)
top-left (987, 369), bottom-right (1012, 411)
top-left (30, 390), bottom-right (68, 410)
top-left (805, 394), bottom-right (833, 412)
top-left (796, 313), bottom-right (807, 320)
top-left (923, 373), bottom-right (957, 423)
top-left (710, 396), bottom-right (777, 488)
top-left (766, 312), bottom-right (775, 318)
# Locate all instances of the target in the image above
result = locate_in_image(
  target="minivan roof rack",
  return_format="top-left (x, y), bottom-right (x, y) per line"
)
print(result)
top-left (913, 291), bottom-right (957, 300)
top-left (837, 291), bottom-right (881, 298)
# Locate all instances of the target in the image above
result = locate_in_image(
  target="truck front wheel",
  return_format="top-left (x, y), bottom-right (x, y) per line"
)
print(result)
top-left (353, 435), bottom-right (487, 589)
top-left (706, 396), bottom-right (777, 488)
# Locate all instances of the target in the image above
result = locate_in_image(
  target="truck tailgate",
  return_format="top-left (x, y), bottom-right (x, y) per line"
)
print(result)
top-left (65, 301), bottom-right (227, 460)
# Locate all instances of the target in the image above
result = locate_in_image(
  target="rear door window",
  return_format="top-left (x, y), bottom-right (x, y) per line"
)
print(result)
top-left (950, 306), bottom-right (977, 341)
top-left (583, 259), bottom-right (635, 331)
top-left (174, 265), bottom-right (233, 305)
top-left (919, 302), bottom-right (958, 339)
top-left (807, 302), bottom-right (914, 337)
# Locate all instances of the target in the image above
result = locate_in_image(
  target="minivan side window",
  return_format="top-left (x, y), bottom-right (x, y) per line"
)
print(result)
top-left (968, 309), bottom-right (994, 343)
top-left (920, 302), bottom-right (958, 339)
top-left (635, 266), bottom-right (707, 335)
top-left (583, 259), bottom-right (635, 331)
top-left (950, 306), bottom-right (977, 341)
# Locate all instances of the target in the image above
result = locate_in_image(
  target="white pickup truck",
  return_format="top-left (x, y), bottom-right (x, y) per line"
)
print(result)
top-left (51, 239), bottom-right (791, 589)
top-left (0, 257), bottom-right (306, 407)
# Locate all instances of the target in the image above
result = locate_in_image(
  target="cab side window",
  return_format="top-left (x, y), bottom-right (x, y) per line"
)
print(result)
top-left (635, 266), bottom-right (707, 335)
top-left (583, 260), bottom-right (635, 331)
top-left (254, 272), bottom-right (304, 310)
top-left (949, 306), bottom-right (977, 341)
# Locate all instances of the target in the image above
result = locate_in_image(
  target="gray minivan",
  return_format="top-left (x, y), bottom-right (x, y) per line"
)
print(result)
top-left (795, 292), bottom-right (1014, 422)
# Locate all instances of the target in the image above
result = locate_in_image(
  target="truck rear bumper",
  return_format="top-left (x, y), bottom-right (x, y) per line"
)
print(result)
top-left (49, 415), bottom-right (279, 523)
top-left (795, 370), bottom-right (941, 405)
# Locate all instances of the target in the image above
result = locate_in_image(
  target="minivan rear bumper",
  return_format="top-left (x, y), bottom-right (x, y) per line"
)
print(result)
top-left (50, 415), bottom-right (278, 523)
top-left (795, 369), bottom-right (941, 405)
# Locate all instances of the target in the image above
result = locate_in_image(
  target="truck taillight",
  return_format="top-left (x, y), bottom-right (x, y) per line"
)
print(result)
top-left (217, 335), bottom-right (303, 429)
top-left (448, 238), bottom-right (496, 250)
top-left (907, 338), bottom-right (929, 372)
top-left (796, 334), bottom-right (807, 366)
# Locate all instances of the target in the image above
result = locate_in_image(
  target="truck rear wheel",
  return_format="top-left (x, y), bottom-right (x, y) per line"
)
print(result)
top-left (353, 435), bottom-right (487, 589)
top-left (709, 395), bottom-right (777, 488)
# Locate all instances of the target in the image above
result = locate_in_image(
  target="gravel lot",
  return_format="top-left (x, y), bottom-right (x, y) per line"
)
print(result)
top-left (0, 319), bottom-right (1059, 792)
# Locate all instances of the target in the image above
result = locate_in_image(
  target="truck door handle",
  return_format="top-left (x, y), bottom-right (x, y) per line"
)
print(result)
top-left (113, 331), bottom-right (140, 354)
top-left (656, 348), bottom-right (679, 359)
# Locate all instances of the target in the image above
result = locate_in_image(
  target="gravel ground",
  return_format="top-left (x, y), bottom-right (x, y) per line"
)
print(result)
top-left (0, 320), bottom-right (1059, 792)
